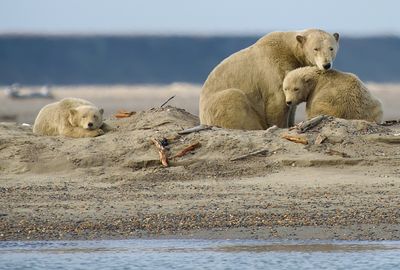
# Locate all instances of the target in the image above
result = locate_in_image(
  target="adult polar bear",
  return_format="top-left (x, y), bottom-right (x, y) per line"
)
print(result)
top-left (199, 29), bottom-right (340, 129)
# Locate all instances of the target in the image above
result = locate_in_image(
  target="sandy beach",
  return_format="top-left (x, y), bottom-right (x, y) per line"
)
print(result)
top-left (0, 83), bottom-right (399, 241)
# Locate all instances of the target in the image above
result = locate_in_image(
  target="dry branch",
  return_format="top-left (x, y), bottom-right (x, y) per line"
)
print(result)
top-left (114, 110), bottom-right (136, 118)
top-left (178, 125), bottom-right (212, 135)
top-left (160, 95), bottom-right (176, 107)
top-left (174, 142), bottom-right (201, 158)
top-left (282, 134), bottom-right (308, 145)
top-left (151, 138), bottom-right (169, 167)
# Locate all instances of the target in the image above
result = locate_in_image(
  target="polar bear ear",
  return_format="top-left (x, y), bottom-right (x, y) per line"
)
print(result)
top-left (99, 108), bottom-right (104, 115)
top-left (69, 109), bottom-right (77, 117)
top-left (296, 35), bottom-right (306, 45)
top-left (333, 33), bottom-right (340, 42)
top-left (68, 109), bottom-right (78, 126)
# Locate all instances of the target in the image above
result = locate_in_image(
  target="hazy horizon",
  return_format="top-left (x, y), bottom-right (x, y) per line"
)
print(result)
top-left (1, 0), bottom-right (400, 36)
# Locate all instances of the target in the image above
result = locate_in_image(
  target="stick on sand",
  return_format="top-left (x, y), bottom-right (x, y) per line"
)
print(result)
top-left (178, 125), bottom-right (212, 135)
top-left (160, 95), bottom-right (176, 107)
top-left (174, 142), bottom-right (201, 158)
top-left (151, 138), bottom-right (169, 167)
top-left (282, 134), bottom-right (308, 145)
top-left (297, 115), bottom-right (327, 133)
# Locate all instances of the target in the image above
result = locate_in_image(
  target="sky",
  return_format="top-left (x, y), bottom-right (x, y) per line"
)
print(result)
top-left (0, 0), bottom-right (399, 36)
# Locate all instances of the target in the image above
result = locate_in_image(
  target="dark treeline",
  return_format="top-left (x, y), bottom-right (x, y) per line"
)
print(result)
top-left (0, 35), bottom-right (399, 85)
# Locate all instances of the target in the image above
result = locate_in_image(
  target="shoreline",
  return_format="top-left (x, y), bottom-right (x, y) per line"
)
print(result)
top-left (2, 166), bottom-right (399, 241)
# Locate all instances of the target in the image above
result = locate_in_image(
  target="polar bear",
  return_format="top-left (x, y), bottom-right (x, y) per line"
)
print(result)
top-left (282, 66), bottom-right (383, 123)
top-left (33, 98), bottom-right (105, 138)
top-left (199, 29), bottom-right (340, 129)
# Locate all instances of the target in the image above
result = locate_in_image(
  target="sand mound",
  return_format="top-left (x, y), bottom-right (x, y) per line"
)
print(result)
top-left (1, 106), bottom-right (399, 182)
top-left (1, 106), bottom-right (400, 241)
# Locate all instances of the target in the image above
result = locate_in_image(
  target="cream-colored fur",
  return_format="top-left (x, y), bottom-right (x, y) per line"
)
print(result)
top-left (33, 98), bottom-right (105, 138)
top-left (199, 29), bottom-right (340, 129)
top-left (283, 66), bottom-right (383, 123)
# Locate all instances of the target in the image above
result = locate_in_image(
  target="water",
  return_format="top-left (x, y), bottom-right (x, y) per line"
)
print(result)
top-left (1, 239), bottom-right (400, 270)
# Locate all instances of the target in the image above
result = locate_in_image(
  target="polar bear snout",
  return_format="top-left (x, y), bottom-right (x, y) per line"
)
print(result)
top-left (87, 122), bottom-right (94, 128)
top-left (286, 101), bottom-right (293, 106)
top-left (323, 63), bottom-right (331, 70)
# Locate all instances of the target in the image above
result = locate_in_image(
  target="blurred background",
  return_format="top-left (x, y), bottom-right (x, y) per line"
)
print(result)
top-left (0, 0), bottom-right (399, 123)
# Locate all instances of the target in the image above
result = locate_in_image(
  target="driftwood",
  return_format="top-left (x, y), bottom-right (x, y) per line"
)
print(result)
top-left (379, 120), bottom-right (399, 126)
top-left (314, 134), bottom-right (327, 145)
top-left (296, 115), bottom-right (327, 133)
top-left (151, 138), bottom-right (169, 167)
top-left (265, 125), bottom-right (278, 133)
top-left (174, 142), bottom-right (201, 158)
top-left (178, 125), bottom-right (213, 135)
top-left (282, 134), bottom-right (308, 145)
top-left (230, 148), bottom-right (269, 161)
top-left (160, 95), bottom-right (176, 107)
top-left (114, 110), bottom-right (136, 118)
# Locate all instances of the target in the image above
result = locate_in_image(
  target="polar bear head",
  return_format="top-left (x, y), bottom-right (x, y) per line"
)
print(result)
top-left (296, 30), bottom-right (339, 70)
top-left (282, 67), bottom-right (318, 106)
top-left (68, 105), bottom-right (104, 130)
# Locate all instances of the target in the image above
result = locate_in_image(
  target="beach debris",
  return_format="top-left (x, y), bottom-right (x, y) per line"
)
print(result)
top-left (230, 148), bottom-right (269, 161)
top-left (314, 134), bottom-right (327, 145)
top-left (282, 134), bottom-right (308, 145)
top-left (174, 142), bottom-right (201, 158)
top-left (151, 138), bottom-right (169, 167)
top-left (265, 125), bottom-right (278, 133)
top-left (160, 95), bottom-right (176, 107)
top-left (295, 115), bottom-right (327, 133)
top-left (160, 138), bottom-right (169, 147)
top-left (379, 120), bottom-right (399, 126)
top-left (325, 148), bottom-right (350, 158)
top-left (178, 125), bottom-right (213, 135)
top-left (114, 110), bottom-right (136, 118)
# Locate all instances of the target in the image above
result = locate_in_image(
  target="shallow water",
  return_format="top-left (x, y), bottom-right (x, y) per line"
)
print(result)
top-left (1, 239), bottom-right (400, 270)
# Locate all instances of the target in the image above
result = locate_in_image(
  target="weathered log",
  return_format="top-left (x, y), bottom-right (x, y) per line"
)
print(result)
top-left (297, 115), bottom-right (327, 133)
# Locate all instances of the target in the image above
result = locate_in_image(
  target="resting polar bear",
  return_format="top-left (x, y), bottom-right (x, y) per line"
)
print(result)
top-left (283, 66), bottom-right (383, 123)
top-left (199, 29), bottom-right (340, 129)
top-left (33, 98), bottom-right (105, 138)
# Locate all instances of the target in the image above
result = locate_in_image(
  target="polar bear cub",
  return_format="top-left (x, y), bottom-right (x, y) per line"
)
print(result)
top-left (33, 98), bottom-right (105, 138)
top-left (283, 66), bottom-right (383, 123)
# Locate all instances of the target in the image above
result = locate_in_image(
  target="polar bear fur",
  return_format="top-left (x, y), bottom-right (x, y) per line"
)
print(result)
top-left (199, 29), bottom-right (340, 129)
top-left (282, 66), bottom-right (383, 123)
top-left (33, 98), bottom-right (105, 138)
